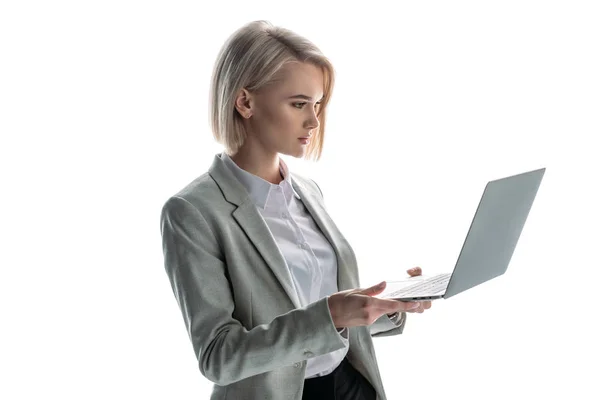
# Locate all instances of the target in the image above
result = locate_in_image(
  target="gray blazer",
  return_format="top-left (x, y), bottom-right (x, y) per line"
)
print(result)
top-left (160, 153), bottom-right (406, 400)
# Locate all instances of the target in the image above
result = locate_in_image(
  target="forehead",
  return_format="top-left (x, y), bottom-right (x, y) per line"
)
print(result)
top-left (268, 62), bottom-right (324, 97)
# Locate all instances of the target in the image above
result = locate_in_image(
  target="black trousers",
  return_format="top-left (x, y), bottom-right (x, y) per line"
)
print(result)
top-left (302, 357), bottom-right (377, 400)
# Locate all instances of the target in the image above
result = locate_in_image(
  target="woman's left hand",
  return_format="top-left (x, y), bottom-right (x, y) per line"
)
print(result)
top-left (405, 266), bottom-right (433, 313)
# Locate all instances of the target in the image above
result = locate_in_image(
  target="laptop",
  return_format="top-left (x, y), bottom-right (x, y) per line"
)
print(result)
top-left (376, 167), bottom-right (546, 302)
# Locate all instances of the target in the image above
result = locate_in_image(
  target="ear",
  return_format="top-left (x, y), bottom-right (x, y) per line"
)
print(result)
top-left (234, 88), bottom-right (253, 119)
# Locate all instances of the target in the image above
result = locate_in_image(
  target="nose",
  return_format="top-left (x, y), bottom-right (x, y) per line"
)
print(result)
top-left (304, 109), bottom-right (320, 131)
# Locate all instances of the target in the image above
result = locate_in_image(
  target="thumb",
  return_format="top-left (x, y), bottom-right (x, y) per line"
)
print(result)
top-left (360, 281), bottom-right (386, 296)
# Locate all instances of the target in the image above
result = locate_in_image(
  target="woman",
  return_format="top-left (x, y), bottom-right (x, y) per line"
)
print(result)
top-left (160, 20), bottom-right (431, 400)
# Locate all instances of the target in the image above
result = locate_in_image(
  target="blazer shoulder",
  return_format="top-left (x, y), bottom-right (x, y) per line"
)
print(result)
top-left (162, 172), bottom-right (226, 215)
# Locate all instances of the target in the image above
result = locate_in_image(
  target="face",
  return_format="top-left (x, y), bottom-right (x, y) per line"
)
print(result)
top-left (235, 62), bottom-right (324, 158)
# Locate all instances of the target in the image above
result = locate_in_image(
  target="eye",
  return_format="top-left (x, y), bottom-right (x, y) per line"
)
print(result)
top-left (293, 101), bottom-right (322, 109)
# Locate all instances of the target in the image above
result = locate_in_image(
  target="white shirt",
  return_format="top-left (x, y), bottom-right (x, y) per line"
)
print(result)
top-left (222, 152), bottom-right (401, 378)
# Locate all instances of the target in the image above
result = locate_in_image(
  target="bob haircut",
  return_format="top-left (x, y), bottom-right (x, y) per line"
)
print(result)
top-left (209, 20), bottom-right (335, 161)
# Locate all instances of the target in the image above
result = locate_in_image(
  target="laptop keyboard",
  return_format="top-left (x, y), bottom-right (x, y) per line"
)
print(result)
top-left (383, 273), bottom-right (452, 298)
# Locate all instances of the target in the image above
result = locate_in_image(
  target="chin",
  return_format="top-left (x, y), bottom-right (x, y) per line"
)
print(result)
top-left (293, 147), bottom-right (308, 159)
top-left (281, 146), bottom-right (306, 159)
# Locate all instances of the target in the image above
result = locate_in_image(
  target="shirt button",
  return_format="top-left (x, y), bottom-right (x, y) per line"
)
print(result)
top-left (281, 213), bottom-right (287, 219)
top-left (294, 362), bottom-right (302, 368)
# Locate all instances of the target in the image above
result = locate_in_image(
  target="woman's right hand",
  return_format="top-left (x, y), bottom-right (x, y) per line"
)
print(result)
top-left (327, 281), bottom-right (421, 328)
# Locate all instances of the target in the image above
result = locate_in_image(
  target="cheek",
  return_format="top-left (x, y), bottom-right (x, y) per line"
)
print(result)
top-left (260, 105), bottom-right (295, 130)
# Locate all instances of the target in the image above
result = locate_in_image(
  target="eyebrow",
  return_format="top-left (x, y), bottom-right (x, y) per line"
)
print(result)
top-left (288, 94), bottom-right (324, 102)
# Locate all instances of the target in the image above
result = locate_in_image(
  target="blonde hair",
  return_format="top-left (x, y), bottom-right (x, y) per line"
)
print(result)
top-left (209, 20), bottom-right (335, 161)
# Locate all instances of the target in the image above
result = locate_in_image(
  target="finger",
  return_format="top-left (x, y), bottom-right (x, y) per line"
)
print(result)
top-left (408, 304), bottom-right (425, 313)
top-left (360, 281), bottom-right (386, 297)
top-left (405, 301), bottom-right (430, 313)
top-left (390, 300), bottom-right (420, 313)
top-left (372, 298), bottom-right (419, 314)
top-left (407, 266), bottom-right (422, 277)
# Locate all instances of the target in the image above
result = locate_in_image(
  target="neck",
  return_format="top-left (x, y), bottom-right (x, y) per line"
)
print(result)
top-left (229, 144), bottom-right (283, 185)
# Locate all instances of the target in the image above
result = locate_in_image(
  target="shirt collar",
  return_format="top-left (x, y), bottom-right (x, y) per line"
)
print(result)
top-left (221, 152), bottom-right (301, 209)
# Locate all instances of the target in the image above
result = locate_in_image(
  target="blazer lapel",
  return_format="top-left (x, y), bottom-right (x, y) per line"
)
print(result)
top-left (208, 154), bottom-right (303, 309)
top-left (291, 179), bottom-right (358, 292)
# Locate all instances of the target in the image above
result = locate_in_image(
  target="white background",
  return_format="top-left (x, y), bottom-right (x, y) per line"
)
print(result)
top-left (1, 1), bottom-right (599, 399)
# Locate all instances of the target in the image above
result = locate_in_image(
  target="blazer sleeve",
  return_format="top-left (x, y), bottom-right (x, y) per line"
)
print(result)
top-left (160, 196), bottom-right (347, 386)
top-left (369, 312), bottom-right (407, 337)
